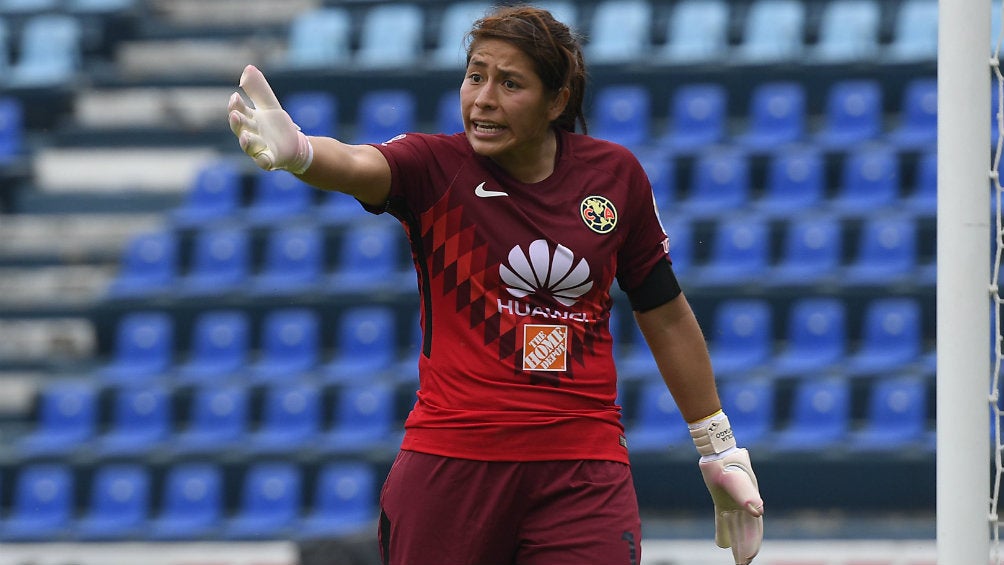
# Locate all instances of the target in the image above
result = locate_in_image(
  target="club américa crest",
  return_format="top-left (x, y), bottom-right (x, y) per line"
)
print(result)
top-left (580, 195), bottom-right (617, 234)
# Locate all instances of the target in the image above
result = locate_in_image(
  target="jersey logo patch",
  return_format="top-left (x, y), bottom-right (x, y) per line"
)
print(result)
top-left (522, 324), bottom-right (568, 371)
top-left (580, 196), bottom-right (618, 234)
top-left (500, 239), bottom-right (593, 307)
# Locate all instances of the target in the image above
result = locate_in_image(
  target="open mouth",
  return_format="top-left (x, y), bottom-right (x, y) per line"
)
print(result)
top-left (472, 121), bottom-right (506, 134)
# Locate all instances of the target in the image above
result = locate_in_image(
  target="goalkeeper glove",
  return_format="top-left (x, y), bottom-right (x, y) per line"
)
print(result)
top-left (690, 411), bottom-right (764, 565)
top-left (227, 64), bottom-right (314, 174)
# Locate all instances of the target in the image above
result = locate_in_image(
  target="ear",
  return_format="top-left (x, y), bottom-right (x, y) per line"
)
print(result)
top-left (547, 87), bottom-right (571, 122)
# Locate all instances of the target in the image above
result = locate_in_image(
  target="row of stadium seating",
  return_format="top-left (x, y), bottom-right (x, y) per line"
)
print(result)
top-left (7, 368), bottom-right (932, 464)
top-left (0, 364), bottom-right (931, 541)
top-left (277, 0), bottom-right (937, 70)
top-left (87, 290), bottom-right (933, 391)
top-left (0, 0), bottom-right (937, 90)
top-left (0, 458), bottom-right (377, 541)
top-left (105, 210), bottom-right (935, 301)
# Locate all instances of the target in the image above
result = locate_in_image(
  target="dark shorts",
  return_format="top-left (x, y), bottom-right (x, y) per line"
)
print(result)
top-left (378, 450), bottom-right (642, 565)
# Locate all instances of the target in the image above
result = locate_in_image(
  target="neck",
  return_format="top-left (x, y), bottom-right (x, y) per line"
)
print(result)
top-left (494, 129), bottom-right (559, 184)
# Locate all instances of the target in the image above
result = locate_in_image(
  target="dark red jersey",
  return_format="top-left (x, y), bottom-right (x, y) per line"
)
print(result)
top-left (369, 129), bottom-right (671, 463)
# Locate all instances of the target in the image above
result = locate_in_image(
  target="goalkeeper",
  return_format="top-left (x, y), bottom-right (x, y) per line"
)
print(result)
top-left (228, 4), bottom-right (763, 564)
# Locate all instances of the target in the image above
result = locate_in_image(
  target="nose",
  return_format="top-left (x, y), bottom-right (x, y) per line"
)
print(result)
top-left (474, 82), bottom-right (498, 109)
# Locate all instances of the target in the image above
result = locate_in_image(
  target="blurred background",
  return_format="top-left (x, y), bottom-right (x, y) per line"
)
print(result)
top-left (0, 0), bottom-right (940, 563)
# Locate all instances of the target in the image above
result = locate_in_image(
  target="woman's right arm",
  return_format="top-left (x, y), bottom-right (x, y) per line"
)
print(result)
top-left (228, 65), bottom-right (392, 207)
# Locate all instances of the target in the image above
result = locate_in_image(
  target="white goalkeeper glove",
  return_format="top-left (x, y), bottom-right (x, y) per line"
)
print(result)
top-left (227, 64), bottom-right (314, 174)
top-left (690, 411), bottom-right (764, 565)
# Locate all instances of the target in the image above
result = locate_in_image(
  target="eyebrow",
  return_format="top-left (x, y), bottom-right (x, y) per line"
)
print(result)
top-left (466, 58), bottom-right (529, 82)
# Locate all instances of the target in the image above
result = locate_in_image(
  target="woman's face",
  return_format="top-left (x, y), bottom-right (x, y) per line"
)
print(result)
top-left (461, 38), bottom-right (568, 173)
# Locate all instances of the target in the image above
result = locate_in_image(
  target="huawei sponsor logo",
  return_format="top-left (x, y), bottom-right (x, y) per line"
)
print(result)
top-left (498, 239), bottom-right (593, 320)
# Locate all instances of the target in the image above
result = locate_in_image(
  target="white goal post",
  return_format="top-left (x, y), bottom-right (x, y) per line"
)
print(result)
top-left (938, 0), bottom-right (993, 564)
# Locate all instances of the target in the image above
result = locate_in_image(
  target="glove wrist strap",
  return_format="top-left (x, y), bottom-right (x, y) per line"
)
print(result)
top-left (287, 132), bottom-right (314, 175)
top-left (688, 410), bottom-right (737, 457)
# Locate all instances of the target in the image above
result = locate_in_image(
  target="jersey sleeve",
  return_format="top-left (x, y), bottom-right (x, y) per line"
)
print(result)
top-left (614, 151), bottom-right (672, 296)
top-left (366, 133), bottom-right (465, 216)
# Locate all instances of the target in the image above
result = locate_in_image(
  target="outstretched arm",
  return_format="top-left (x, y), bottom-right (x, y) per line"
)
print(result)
top-left (227, 64), bottom-right (392, 206)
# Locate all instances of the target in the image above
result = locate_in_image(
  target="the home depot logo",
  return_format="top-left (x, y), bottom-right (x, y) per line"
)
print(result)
top-left (522, 324), bottom-right (568, 371)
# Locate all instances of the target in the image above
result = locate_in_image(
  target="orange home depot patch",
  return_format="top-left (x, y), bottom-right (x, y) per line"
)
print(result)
top-left (522, 324), bottom-right (568, 371)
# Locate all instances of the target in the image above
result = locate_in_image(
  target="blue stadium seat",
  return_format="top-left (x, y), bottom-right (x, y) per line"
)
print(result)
top-left (355, 3), bottom-right (424, 70)
top-left (754, 145), bottom-right (825, 217)
top-left (678, 148), bottom-right (750, 218)
top-left (248, 225), bottom-right (325, 296)
top-left (813, 80), bottom-right (884, 149)
top-left (537, 1), bottom-right (577, 29)
top-left (177, 226), bottom-right (251, 296)
top-left (7, 14), bottom-right (81, 87)
top-left (354, 90), bottom-right (416, 145)
top-left (845, 298), bottom-right (923, 377)
top-left (435, 90), bottom-right (464, 134)
top-left (244, 170), bottom-right (315, 226)
top-left (773, 378), bottom-right (851, 451)
top-left (615, 321), bottom-right (658, 383)
top-left (323, 306), bottom-right (398, 384)
top-left (0, 0), bottom-right (58, 14)
top-left (316, 190), bottom-right (370, 226)
top-left (769, 298), bottom-right (847, 378)
top-left (98, 311), bottom-right (173, 384)
top-left (664, 219), bottom-right (694, 277)
top-left (884, 0), bottom-right (938, 62)
top-left (585, 0), bottom-right (653, 64)
top-left (283, 7), bottom-right (352, 69)
top-left (148, 463), bottom-right (223, 540)
top-left (0, 464), bottom-right (74, 541)
top-left (0, 19), bottom-right (7, 75)
top-left (223, 462), bottom-right (302, 540)
top-left (245, 383), bottom-right (321, 454)
top-left (107, 229), bottom-right (179, 298)
top-left (735, 82), bottom-right (806, 148)
top-left (170, 160), bottom-right (243, 227)
top-left (693, 217), bottom-right (770, 286)
top-left (175, 309), bottom-right (250, 384)
top-left (635, 148), bottom-right (675, 211)
top-left (904, 149), bottom-right (936, 216)
top-left (809, 0), bottom-right (881, 62)
top-left (298, 462), bottom-right (378, 539)
top-left (329, 222), bottom-right (405, 294)
top-left (829, 145), bottom-right (901, 215)
top-left (16, 380), bottom-right (97, 457)
top-left (430, 1), bottom-right (493, 68)
top-left (248, 308), bottom-right (321, 383)
top-left (173, 385), bottom-right (249, 455)
top-left (64, 0), bottom-right (136, 14)
top-left (590, 84), bottom-right (651, 148)
top-left (656, 83), bottom-right (728, 153)
top-left (75, 464), bottom-right (150, 540)
top-left (624, 381), bottom-right (690, 452)
top-left (849, 376), bottom-right (929, 450)
top-left (734, 0), bottom-right (805, 63)
top-left (0, 96), bottom-right (24, 164)
top-left (766, 214), bottom-right (842, 286)
top-left (888, 78), bottom-right (937, 149)
top-left (706, 299), bottom-right (774, 379)
top-left (286, 91), bottom-right (338, 138)
top-left (319, 383), bottom-right (396, 455)
top-left (842, 215), bottom-right (918, 285)
top-left (658, 0), bottom-right (730, 64)
top-left (719, 379), bottom-right (774, 447)
top-left (95, 385), bottom-right (171, 457)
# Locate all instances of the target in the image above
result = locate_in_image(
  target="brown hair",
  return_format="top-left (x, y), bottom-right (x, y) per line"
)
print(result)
top-left (465, 4), bottom-right (588, 134)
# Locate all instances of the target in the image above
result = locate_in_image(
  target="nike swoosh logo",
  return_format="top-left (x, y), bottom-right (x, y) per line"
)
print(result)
top-left (474, 181), bottom-right (509, 198)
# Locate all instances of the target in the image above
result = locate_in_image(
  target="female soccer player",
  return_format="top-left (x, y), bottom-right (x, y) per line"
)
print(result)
top-left (228, 5), bottom-right (763, 564)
